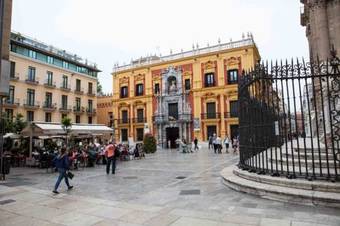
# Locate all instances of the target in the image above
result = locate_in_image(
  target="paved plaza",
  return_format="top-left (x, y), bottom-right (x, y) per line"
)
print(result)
top-left (0, 146), bottom-right (340, 226)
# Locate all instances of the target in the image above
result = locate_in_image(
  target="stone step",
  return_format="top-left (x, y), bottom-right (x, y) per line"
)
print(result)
top-left (221, 166), bottom-right (340, 208)
top-left (271, 157), bottom-right (339, 169)
top-left (285, 152), bottom-right (335, 161)
top-left (232, 166), bottom-right (340, 193)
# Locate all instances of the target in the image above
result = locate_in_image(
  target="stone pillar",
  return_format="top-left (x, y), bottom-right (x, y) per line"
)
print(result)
top-left (130, 104), bottom-right (134, 139)
top-left (312, 1), bottom-right (330, 60)
top-left (220, 94), bottom-right (226, 137)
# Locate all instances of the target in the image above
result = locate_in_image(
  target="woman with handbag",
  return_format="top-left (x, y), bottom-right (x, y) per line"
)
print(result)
top-left (52, 147), bottom-right (73, 194)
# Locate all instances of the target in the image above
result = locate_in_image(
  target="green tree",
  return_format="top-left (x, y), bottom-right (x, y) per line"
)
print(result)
top-left (61, 117), bottom-right (72, 150)
top-left (13, 113), bottom-right (26, 134)
top-left (143, 133), bottom-right (157, 153)
top-left (97, 81), bottom-right (104, 96)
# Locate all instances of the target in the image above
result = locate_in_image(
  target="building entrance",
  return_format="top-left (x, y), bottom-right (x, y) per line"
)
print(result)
top-left (206, 125), bottom-right (217, 141)
top-left (166, 127), bottom-right (179, 149)
top-left (230, 125), bottom-right (239, 139)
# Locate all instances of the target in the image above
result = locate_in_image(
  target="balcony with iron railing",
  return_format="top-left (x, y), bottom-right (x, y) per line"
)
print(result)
top-left (87, 90), bottom-right (96, 97)
top-left (204, 82), bottom-right (216, 88)
top-left (25, 76), bottom-right (39, 85)
top-left (60, 83), bottom-right (71, 92)
top-left (23, 99), bottom-right (40, 109)
top-left (74, 87), bottom-right (84, 95)
top-left (42, 102), bottom-right (57, 111)
top-left (224, 112), bottom-right (238, 119)
top-left (59, 105), bottom-right (72, 113)
top-left (117, 118), bottom-right (130, 125)
top-left (86, 107), bottom-right (96, 115)
top-left (73, 106), bottom-right (85, 114)
top-left (201, 112), bottom-right (221, 120)
top-left (132, 117), bottom-right (147, 124)
top-left (3, 98), bottom-right (20, 107)
top-left (44, 80), bottom-right (56, 88)
top-left (10, 73), bottom-right (20, 81)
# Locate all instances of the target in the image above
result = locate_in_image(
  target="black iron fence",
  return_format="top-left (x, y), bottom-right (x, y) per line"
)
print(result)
top-left (238, 54), bottom-right (340, 181)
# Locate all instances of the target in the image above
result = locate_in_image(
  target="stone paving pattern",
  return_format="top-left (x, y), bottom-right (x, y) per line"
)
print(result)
top-left (0, 146), bottom-right (340, 226)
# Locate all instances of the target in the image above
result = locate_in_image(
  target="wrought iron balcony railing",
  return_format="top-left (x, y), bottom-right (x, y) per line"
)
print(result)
top-left (25, 76), bottom-right (39, 85)
top-left (74, 87), bottom-right (84, 95)
top-left (44, 80), bottom-right (56, 88)
top-left (73, 106), bottom-right (85, 113)
top-left (87, 90), bottom-right (96, 96)
top-left (4, 98), bottom-right (20, 107)
top-left (224, 112), bottom-right (238, 118)
top-left (86, 108), bottom-right (96, 115)
top-left (201, 112), bottom-right (221, 119)
top-left (118, 118), bottom-right (130, 124)
top-left (43, 102), bottom-right (57, 111)
top-left (60, 83), bottom-right (71, 91)
top-left (59, 105), bottom-right (72, 112)
top-left (23, 100), bottom-right (40, 108)
top-left (132, 117), bottom-right (147, 123)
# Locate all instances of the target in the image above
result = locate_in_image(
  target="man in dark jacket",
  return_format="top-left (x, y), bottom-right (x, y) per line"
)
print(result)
top-left (53, 147), bottom-right (73, 194)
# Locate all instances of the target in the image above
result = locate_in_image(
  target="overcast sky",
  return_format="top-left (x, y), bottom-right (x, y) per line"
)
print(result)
top-left (12, 0), bottom-right (309, 93)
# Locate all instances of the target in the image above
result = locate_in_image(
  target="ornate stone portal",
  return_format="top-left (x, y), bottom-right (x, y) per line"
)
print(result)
top-left (153, 66), bottom-right (192, 148)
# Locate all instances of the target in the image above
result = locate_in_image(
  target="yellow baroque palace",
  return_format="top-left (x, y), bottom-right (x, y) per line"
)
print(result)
top-left (111, 37), bottom-right (260, 147)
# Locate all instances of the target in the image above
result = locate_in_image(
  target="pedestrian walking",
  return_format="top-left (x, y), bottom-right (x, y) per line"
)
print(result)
top-left (212, 133), bottom-right (217, 153)
top-left (232, 137), bottom-right (238, 154)
top-left (52, 147), bottom-right (73, 194)
top-left (215, 136), bottom-right (222, 154)
top-left (105, 142), bottom-right (116, 174)
top-left (194, 137), bottom-right (199, 150)
top-left (208, 136), bottom-right (213, 150)
top-left (224, 136), bottom-right (230, 153)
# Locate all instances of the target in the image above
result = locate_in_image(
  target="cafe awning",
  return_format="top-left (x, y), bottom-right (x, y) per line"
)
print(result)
top-left (21, 122), bottom-right (113, 136)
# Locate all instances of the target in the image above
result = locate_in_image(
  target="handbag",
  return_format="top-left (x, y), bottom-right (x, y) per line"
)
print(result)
top-left (67, 171), bottom-right (74, 180)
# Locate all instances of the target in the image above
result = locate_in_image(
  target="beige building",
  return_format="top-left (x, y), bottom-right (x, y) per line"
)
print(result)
top-left (4, 31), bottom-right (100, 124)
top-left (300, 0), bottom-right (340, 61)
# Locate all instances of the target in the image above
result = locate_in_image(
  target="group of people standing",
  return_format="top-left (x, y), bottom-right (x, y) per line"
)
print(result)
top-left (208, 134), bottom-right (239, 154)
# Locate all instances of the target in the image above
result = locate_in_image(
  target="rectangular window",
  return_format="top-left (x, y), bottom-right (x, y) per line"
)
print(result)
top-left (27, 89), bottom-right (35, 106)
top-left (204, 73), bottom-right (215, 87)
top-left (137, 109), bottom-right (144, 122)
top-left (76, 115), bottom-right (80, 123)
top-left (76, 79), bottom-right (81, 91)
top-left (206, 102), bottom-right (216, 119)
top-left (185, 79), bottom-right (191, 90)
top-left (5, 109), bottom-right (13, 121)
top-left (135, 84), bottom-right (144, 96)
top-left (136, 128), bottom-right (144, 141)
top-left (45, 113), bottom-right (52, 122)
top-left (47, 71), bottom-right (53, 85)
top-left (28, 66), bottom-right (36, 81)
top-left (121, 129), bottom-right (128, 142)
top-left (62, 95), bottom-right (68, 109)
top-left (8, 86), bottom-right (14, 104)
top-left (47, 56), bottom-right (54, 64)
top-left (120, 86), bottom-right (128, 98)
top-left (76, 97), bottom-right (81, 109)
top-left (62, 75), bottom-right (68, 88)
top-left (168, 103), bottom-right (178, 120)
top-left (88, 99), bottom-right (93, 111)
top-left (27, 111), bottom-right (34, 122)
top-left (10, 61), bottom-right (15, 78)
top-left (227, 69), bottom-right (238, 84)
top-left (45, 92), bottom-right (52, 107)
top-left (28, 50), bottom-right (37, 59)
top-left (122, 110), bottom-right (128, 123)
top-left (88, 82), bottom-right (93, 94)
top-left (230, 101), bottom-right (238, 117)
top-left (154, 83), bottom-right (160, 94)
top-left (88, 116), bottom-right (92, 124)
